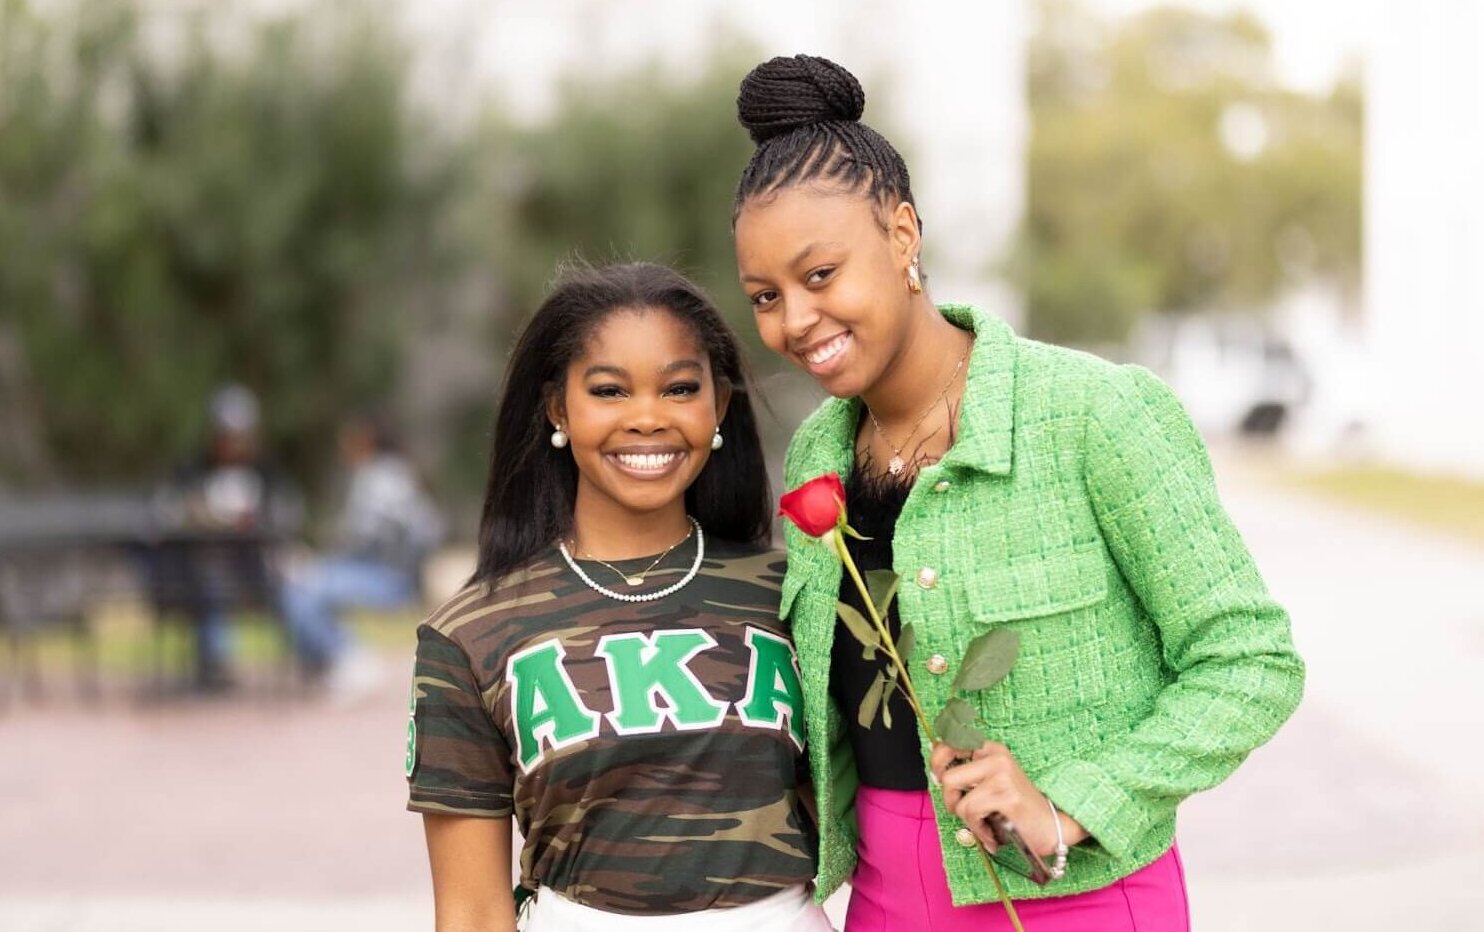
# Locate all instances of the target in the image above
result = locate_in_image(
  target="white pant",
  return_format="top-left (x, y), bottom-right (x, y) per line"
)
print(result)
top-left (524, 885), bottom-right (835, 932)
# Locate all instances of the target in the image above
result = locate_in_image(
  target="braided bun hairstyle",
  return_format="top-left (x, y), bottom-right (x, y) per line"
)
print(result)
top-left (733, 54), bottom-right (918, 226)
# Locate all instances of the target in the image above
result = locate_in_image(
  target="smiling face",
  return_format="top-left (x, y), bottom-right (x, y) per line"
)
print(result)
top-left (549, 307), bottom-right (729, 529)
top-left (735, 185), bottom-right (921, 399)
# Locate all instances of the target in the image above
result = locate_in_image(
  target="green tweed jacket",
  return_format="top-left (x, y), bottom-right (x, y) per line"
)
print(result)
top-left (780, 304), bottom-right (1305, 905)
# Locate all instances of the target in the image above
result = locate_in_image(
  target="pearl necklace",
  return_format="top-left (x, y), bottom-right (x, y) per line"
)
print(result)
top-left (558, 517), bottom-right (704, 603)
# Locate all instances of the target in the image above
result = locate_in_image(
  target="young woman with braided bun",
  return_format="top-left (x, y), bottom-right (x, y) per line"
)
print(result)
top-left (733, 55), bottom-right (1305, 931)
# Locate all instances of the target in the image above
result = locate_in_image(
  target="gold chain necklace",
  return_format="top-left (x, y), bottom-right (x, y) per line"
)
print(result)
top-left (866, 339), bottom-right (972, 476)
top-left (574, 523), bottom-right (695, 587)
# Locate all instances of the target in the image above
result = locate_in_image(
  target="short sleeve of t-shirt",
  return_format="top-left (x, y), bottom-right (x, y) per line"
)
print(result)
top-left (407, 625), bottom-right (514, 817)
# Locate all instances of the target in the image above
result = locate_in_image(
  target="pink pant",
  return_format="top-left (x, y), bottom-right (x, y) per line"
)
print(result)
top-left (846, 787), bottom-right (1190, 932)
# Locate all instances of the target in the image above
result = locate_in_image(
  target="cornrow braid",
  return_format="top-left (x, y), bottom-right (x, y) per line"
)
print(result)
top-left (733, 54), bottom-right (918, 229)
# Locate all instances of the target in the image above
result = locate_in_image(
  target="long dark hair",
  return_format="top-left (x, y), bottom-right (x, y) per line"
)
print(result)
top-left (470, 262), bottom-right (772, 585)
top-left (732, 54), bottom-right (919, 228)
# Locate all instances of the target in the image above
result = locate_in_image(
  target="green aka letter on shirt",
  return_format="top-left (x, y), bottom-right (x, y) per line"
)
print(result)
top-left (507, 626), bottom-right (804, 771)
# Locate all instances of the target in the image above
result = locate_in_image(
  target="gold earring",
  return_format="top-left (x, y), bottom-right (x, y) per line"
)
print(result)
top-left (907, 257), bottom-right (923, 294)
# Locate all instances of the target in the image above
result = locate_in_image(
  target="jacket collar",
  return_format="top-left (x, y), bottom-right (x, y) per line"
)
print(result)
top-left (791, 303), bottom-right (1017, 481)
top-left (938, 303), bottom-right (1015, 475)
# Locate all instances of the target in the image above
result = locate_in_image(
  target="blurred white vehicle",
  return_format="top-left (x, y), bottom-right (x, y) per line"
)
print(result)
top-left (1136, 314), bottom-right (1313, 437)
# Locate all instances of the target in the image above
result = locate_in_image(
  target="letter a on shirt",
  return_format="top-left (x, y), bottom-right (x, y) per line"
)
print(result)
top-left (507, 640), bottom-right (601, 771)
top-left (736, 628), bottom-right (806, 749)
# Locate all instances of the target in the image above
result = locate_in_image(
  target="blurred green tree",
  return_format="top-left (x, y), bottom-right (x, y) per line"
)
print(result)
top-left (0, 0), bottom-right (459, 488)
top-left (1011, 0), bottom-right (1362, 344)
top-left (482, 56), bottom-right (760, 327)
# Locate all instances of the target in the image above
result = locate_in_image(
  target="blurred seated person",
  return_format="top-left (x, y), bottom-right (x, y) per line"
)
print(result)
top-left (282, 413), bottom-right (444, 699)
top-left (153, 384), bottom-right (302, 694)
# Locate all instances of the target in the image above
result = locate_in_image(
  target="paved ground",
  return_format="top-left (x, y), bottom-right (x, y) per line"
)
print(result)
top-left (1173, 456), bottom-right (1484, 931)
top-left (3, 453), bottom-right (1483, 931)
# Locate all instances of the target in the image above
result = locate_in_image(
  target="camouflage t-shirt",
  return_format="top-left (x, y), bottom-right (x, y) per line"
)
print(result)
top-left (405, 538), bottom-right (816, 915)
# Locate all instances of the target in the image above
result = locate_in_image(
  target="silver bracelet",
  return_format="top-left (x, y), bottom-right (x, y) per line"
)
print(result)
top-left (1044, 796), bottom-right (1069, 881)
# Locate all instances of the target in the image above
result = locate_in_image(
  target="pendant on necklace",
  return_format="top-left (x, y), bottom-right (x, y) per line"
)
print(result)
top-left (887, 456), bottom-right (906, 476)
top-left (625, 576), bottom-right (644, 587)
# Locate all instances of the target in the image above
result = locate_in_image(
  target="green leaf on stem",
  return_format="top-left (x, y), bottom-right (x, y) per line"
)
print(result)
top-left (882, 664), bottom-right (900, 730)
top-left (841, 523), bottom-right (872, 541)
top-left (857, 670), bottom-right (889, 728)
top-left (953, 628), bottom-right (1020, 692)
top-left (934, 697), bottom-right (988, 751)
top-left (836, 601), bottom-right (881, 660)
top-left (896, 621), bottom-right (917, 663)
top-left (865, 568), bottom-right (900, 618)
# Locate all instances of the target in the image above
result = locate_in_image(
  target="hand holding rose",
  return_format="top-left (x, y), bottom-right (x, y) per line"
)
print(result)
top-left (929, 741), bottom-right (1090, 857)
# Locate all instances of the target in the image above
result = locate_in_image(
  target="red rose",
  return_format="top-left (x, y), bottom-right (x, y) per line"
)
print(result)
top-left (779, 473), bottom-right (847, 538)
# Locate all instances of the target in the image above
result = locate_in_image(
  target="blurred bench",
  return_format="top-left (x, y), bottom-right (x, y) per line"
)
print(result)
top-left (0, 494), bottom-right (154, 705)
top-left (0, 492), bottom-right (296, 705)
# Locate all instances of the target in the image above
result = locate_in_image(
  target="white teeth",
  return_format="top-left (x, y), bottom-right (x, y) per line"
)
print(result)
top-left (804, 333), bottom-right (849, 366)
top-left (614, 453), bottom-right (679, 471)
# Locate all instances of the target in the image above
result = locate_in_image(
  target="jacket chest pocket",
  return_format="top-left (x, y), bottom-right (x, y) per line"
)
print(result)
top-left (956, 541), bottom-right (1111, 724)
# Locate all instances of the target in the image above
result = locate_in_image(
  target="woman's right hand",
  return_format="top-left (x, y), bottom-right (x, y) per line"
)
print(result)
top-left (928, 740), bottom-right (1088, 857)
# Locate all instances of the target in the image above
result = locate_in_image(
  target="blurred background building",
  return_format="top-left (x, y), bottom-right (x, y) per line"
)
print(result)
top-left (1366, 0), bottom-right (1484, 479)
